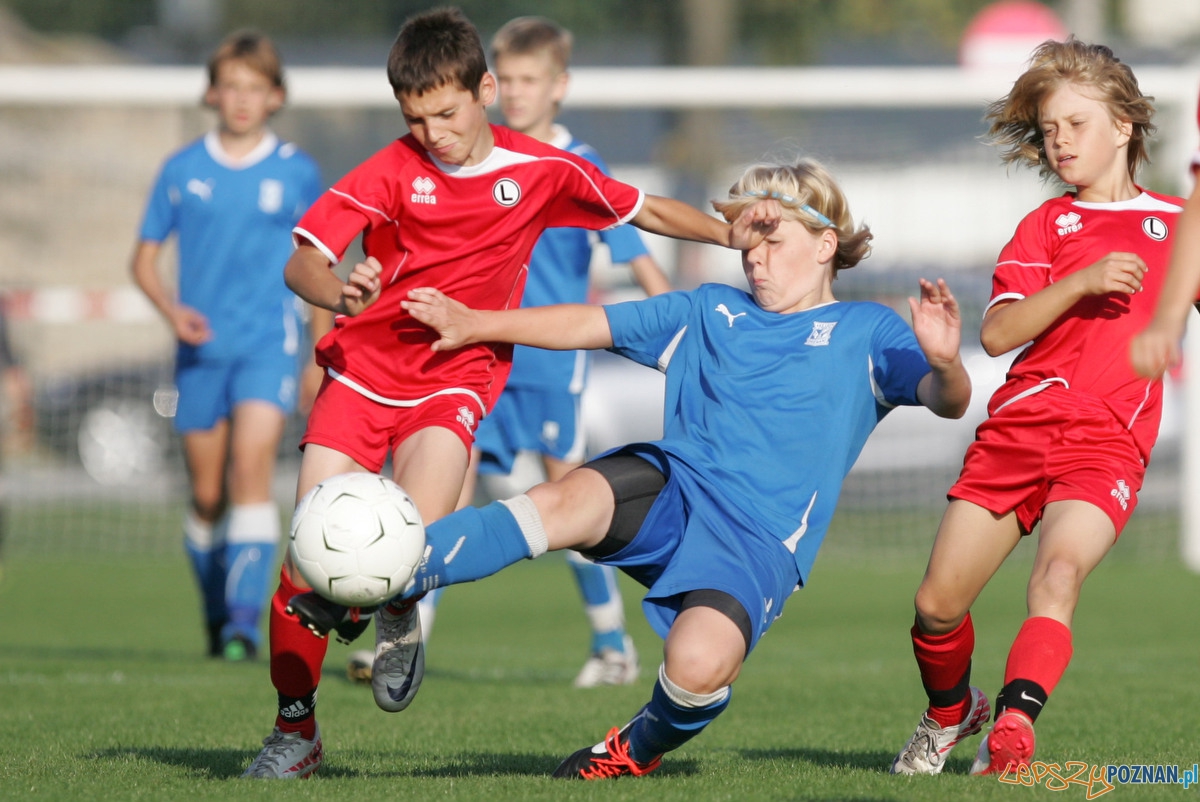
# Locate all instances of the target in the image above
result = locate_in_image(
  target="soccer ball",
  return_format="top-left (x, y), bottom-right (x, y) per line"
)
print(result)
top-left (288, 472), bottom-right (426, 607)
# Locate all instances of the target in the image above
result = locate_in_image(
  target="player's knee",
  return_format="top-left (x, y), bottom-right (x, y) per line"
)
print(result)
top-left (1029, 557), bottom-right (1084, 608)
top-left (190, 493), bottom-right (226, 523)
top-left (659, 663), bottom-right (732, 705)
top-left (663, 645), bottom-right (740, 693)
top-left (913, 584), bottom-right (968, 634)
top-left (526, 472), bottom-right (612, 549)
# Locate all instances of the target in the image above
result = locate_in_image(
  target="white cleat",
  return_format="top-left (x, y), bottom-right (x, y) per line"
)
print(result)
top-left (241, 725), bottom-right (322, 779)
top-left (372, 599), bottom-right (425, 712)
top-left (573, 635), bottom-right (640, 688)
top-left (891, 687), bottom-right (990, 775)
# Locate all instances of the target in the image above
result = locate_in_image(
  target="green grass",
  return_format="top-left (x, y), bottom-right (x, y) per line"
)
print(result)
top-left (2, 549), bottom-right (1198, 801)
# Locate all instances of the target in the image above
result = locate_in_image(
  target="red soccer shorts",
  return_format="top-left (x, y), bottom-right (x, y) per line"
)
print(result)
top-left (949, 382), bottom-right (1146, 536)
top-left (300, 374), bottom-right (482, 472)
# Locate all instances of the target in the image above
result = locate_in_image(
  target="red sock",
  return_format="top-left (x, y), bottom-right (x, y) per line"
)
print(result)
top-left (912, 614), bottom-right (975, 728)
top-left (269, 568), bottom-right (327, 738)
top-left (1003, 616), bottom-right (1073, 696)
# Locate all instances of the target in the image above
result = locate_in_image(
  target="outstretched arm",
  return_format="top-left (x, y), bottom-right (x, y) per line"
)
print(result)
top-left (632, 195), bottom-right (780, 251)
top-left (403, 288), bottom-right (614, 352)
top-left (912, 278), bottom-right (971, 419)
top-left (981, 251), bottom-right (1146, 356)
top-left (1130, 188), bottom-right (1200, 378)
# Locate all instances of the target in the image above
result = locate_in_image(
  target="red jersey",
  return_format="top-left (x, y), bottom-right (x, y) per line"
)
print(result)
top-left (988, 190), bottom-right (1186, 461)
top-left (294, 125), bottom-right (644, 409)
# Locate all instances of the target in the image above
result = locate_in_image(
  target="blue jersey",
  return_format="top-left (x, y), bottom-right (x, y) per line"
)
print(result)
top-left (507, 126), bottom-right (651, 392)
top-left (604, 283), bottom-right (931, 582)
top-left (139, 131), bottom-right (322, 362)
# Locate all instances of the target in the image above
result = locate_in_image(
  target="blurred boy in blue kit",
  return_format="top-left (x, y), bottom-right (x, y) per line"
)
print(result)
top-left (401, 16), bottom-right (672, 689)
top-left (131, 30), bottom-right (323, 661)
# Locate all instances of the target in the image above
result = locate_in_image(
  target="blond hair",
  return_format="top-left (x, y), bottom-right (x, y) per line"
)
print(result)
top-left (207, 30), bottom-right (284, 94)
top-left (491, 16), bottom-right (573, 74)
top-left (985, 37), bottom-right (1155, 181)
top-left (713, 159), bottom-right (872, 275)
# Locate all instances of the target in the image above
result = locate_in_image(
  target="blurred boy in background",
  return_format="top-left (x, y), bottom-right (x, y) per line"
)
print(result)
top-left (131, 30), bottom-right (323, 661)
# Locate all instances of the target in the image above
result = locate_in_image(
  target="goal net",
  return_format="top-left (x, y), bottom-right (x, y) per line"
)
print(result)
top-left (1, 63), bottom-right (1196, 565)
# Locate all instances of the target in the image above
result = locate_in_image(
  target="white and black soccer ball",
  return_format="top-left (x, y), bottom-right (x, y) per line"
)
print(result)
top-left (289, 472), bottom-right (426, 607)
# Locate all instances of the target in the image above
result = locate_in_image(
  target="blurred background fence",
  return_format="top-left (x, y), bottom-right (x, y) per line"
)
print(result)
top-left (1, 0), bottom-right (1198, 566)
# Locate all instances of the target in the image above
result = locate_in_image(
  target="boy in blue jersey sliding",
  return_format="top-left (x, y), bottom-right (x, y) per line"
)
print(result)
top-left (401, 16), bottom-right (672, 689)
top-left (395, 158), bottom-right (972, 779)
top-left (131, 30), bottom-right (323, 661)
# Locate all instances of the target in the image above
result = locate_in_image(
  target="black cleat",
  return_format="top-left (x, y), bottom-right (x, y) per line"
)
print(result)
top-left (552, 724), bottom-right (662, 780)
top-left (207, 621), bottom-right (226, 658)
top-left (286, 592), bottom-right (377, 644)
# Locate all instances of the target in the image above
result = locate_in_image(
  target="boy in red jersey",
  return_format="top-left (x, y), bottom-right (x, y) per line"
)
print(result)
top-left (242, 7), bottom-right (777, 780)
top-left (891, 38), bottom-right (1194, 778)
top-left (1130, 89), bottom-right (1200, 378)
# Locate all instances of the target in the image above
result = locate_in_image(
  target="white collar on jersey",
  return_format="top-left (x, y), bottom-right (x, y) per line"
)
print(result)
top-left (1073, 191), bottom-right (1183, 213)
top-left (427, 141), bottom-right (537, 177)
top-left (204, 129), bottom-right (278, 170)
top-left (548, 124), bottom-right (573, 151)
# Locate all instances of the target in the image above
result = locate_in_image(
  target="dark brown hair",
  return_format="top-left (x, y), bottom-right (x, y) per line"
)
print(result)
top-left (388, 7), bottom-right (488, 98)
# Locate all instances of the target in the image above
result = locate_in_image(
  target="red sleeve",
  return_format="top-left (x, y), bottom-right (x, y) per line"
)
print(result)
top-left (989, 206), bottom-right (1053, 310)
top-left (539, 149), bottom-right (644, 231)
top-left (292, 145), bottom-right (405, 264)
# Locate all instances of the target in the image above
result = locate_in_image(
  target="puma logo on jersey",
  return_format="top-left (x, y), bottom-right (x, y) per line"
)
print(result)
top-left (1055, 211), bottom-right (1082, 236)
top-left (715, 304), bottom-right (746, 327)
top-left (411, 176), bottom-right (437, 204)
top-left (805, 321), bottom-right (837, 346)
top-left (1111, 479), bottom-right (1130, 510)
top-left (186, 178), bottom-right (213, 202)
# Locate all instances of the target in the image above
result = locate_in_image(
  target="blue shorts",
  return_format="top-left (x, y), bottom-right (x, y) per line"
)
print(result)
top-left (475, 386), bottom-right (584, 474)
top-left (174, 350), bottom-right (298, 433)
top-left (593, 445), bottom-right (801, 653)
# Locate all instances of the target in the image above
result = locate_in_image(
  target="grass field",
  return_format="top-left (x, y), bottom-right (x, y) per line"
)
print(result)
top-left (2, 544), bottom-right (1198, 801)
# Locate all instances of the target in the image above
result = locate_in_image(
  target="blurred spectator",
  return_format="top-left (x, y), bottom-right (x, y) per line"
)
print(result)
top-left (0, 297), bottom-right (34, 460)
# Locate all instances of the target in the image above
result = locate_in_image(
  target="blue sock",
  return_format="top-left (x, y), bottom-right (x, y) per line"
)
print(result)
top-left (224, 541), bottom-right (276, 645)
top-left (183, 512), bottom-right (226, 627)
top-left (627, 671), bottom-right (732, 763)
top-left (185, 541), bottom-right (227, 625)
top-left (222, 503), bottom-right (280, 646)
top-left (566, 551), bottom-right (627, 653)
top-left (403, 498), bottom-right (543, 599)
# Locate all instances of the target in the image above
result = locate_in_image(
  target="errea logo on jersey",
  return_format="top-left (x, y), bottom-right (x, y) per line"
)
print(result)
top-left (1111, 479), bottom-right (1131, 511)
top-left (1055, 212), bottom-right (1082, 236)
top-left (411, 176), bottom-right (436, 205)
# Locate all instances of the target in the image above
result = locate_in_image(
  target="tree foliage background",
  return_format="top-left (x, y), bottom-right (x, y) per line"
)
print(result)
top-left (1, 0), bottom-right (1064, 65)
